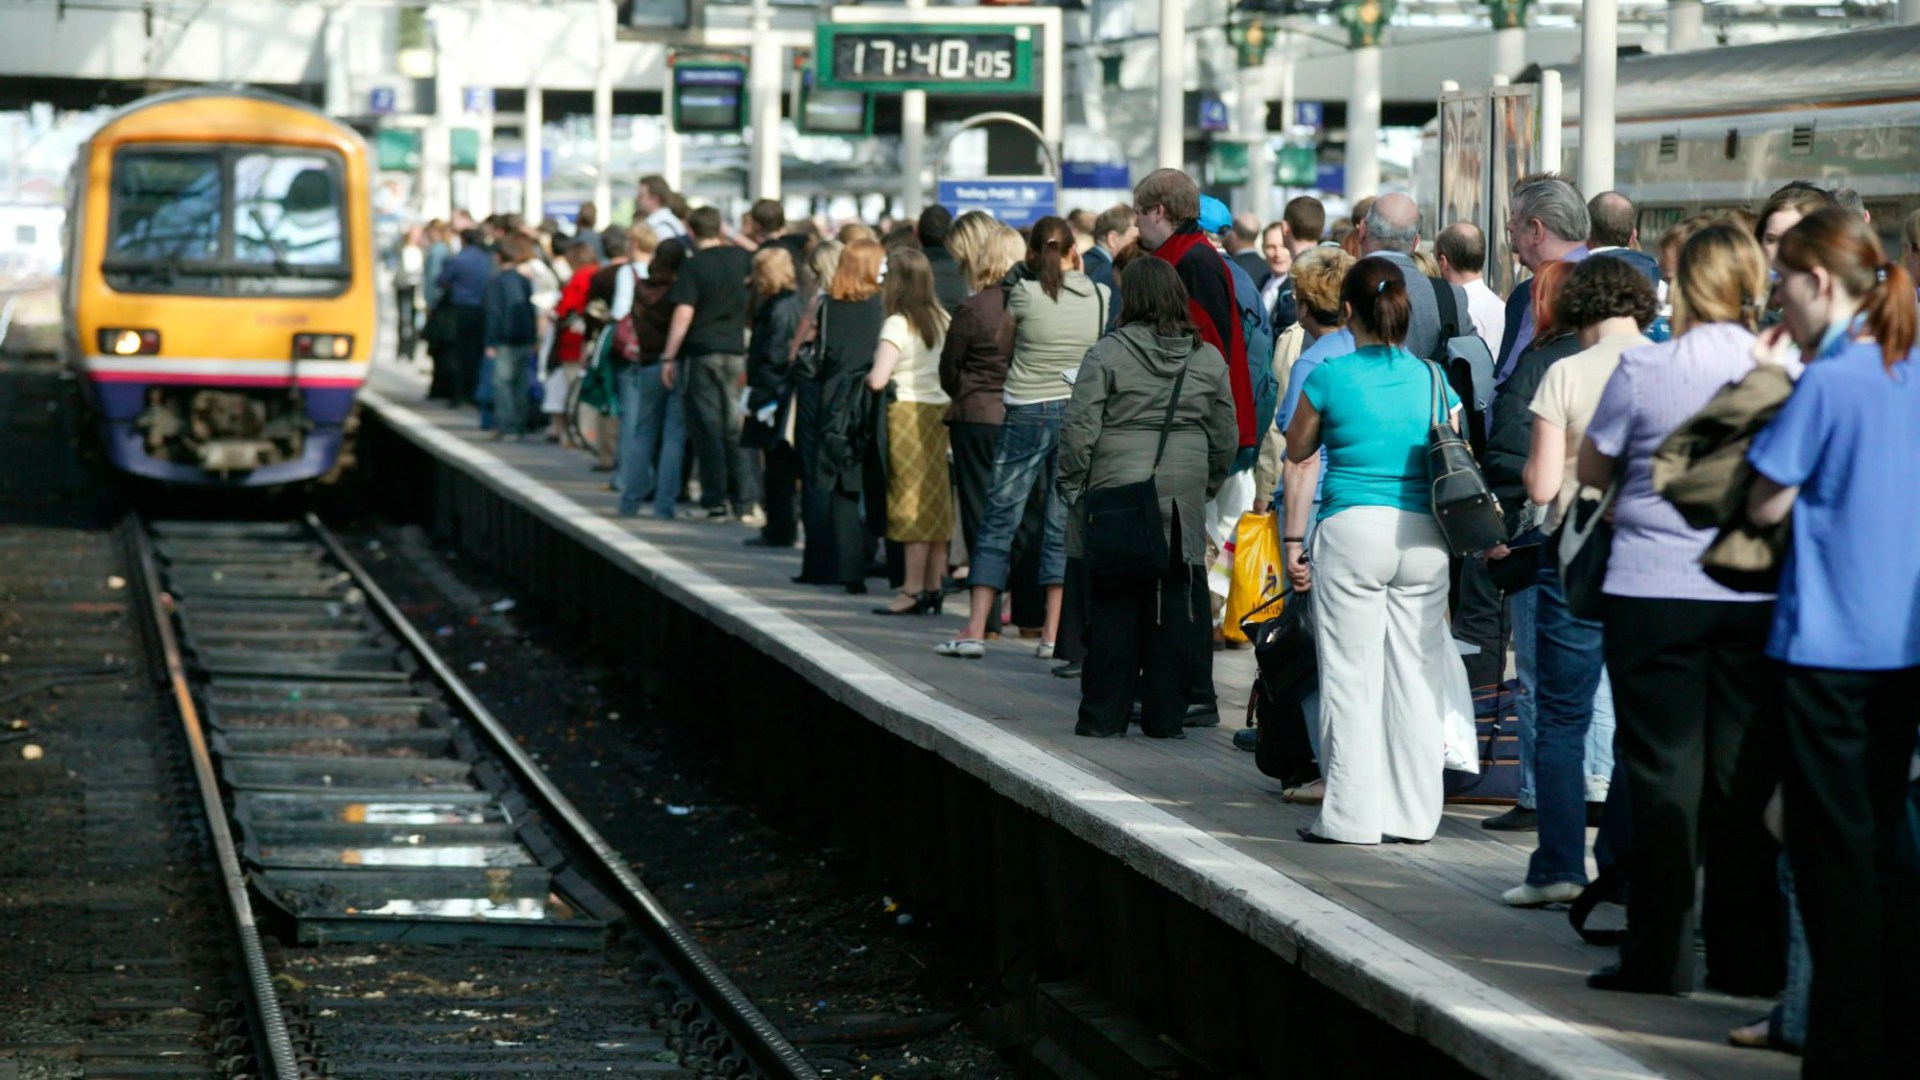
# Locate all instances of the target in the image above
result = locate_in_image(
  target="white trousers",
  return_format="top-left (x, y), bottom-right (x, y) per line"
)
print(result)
top-left (1307, 506), bottom-right (1469, 844)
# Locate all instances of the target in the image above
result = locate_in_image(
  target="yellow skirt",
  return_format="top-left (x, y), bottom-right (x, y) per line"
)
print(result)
top-left (885, 401), bottom-right (956, 543)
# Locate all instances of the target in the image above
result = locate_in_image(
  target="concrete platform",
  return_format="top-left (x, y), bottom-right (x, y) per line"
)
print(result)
top-left (355, 357), bottom-right (1795, 1080)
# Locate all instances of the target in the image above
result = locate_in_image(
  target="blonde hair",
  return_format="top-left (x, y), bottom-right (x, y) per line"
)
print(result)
top-left (1671, 222), bottom-right (1769, 334)
top-left (836, 222), bottom-right (877, 246)
top-left (1290, 247), bottom-right (1357, 325)
top-left (1410, 250), bottom-right (1440, 279)
top-left (944, 211), bottom-right (999, 289)
top-left (627, 221), bottom-right (659, 258)
top-left (828, 239), bottom-right (883, 302)
top-left (805, 239), bottom-right (844, 293)
top-left (1903, 206), bottom-right (1920, 256)
top-left (971, 226), bottom-right (1027, 294)
top-left (750, 246), bottom-right (797, 296)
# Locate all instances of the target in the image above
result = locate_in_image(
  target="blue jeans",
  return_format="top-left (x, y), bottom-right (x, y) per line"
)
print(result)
top-left (1587, 665), bottom-right (1617, 797)
top-left (616, 363), bottom-right (685, 518)
top-left (490, 345), bottom-right (532, 434)
top-left (968, 400), bottom-right (1068, 592)
top-left (1513, 584), bottom-right (1537, 809)
top-left (1526, 560), bottom-right (1609, 886)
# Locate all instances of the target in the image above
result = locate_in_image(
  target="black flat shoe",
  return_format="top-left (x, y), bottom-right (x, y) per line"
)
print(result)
top-left (1382, 835), bottom-right (1432, 845)
top-left (1182, 704), bottom-right (1221, 727)
top-left (872, 591), bottom-right (934, 616)
top-left (919, 590), bottom-right (945, 615)
top-left (1051, 660), bottom-right (1082, 679)
top-left (1587, 963), bottom-right (1689, 997)
top-left (1296, 827), bottom-right (1354, 845)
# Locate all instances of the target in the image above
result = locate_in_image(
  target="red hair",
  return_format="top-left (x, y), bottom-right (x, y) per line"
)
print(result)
top-left (1529, 260), bottom-right (1576, 346)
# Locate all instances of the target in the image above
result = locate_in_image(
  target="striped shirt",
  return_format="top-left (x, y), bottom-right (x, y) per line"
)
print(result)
top-left (1585, 322), bottom-right (1801, 602)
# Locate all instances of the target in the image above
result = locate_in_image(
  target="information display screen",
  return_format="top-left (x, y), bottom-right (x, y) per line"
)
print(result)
top-left (816, 24), bottom-right (1034, 94)
top-left (673, 63), bottom-right (746, 134)
top-left (799, 71), bottom-right (872, 136)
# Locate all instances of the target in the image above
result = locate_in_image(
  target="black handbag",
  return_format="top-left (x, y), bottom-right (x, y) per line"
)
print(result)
top-left (1423, 360), bottom-right (1507, 556)
top-left (1083, 353), bottom-right (1186, 581)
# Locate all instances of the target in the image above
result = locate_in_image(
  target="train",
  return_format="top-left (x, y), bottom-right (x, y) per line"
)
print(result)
top-left (63, 86), bottom-right (376, 486)
top-left (1416, 23), bottom-right (1920, 266)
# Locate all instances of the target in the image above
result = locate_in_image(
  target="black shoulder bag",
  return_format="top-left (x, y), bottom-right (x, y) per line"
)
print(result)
top-left (1424, 360), bottom-right (1507, 556)
top-left (1083, 352), bottom-right (1186, 581)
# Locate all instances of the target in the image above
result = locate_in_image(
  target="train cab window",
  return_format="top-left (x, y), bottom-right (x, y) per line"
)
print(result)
top-left (233, 152), bottom-right (345, 271)
top-left (107, 151), bottom-right (223, 263)
top-left (102, 146), bottom-right (349, 297)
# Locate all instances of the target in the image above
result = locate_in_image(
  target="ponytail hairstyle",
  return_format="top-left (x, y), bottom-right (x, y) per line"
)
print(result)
top-left (1340, 256), bottom-right (1412, 346)
top-left (1776, 206), bottom-right (1918, 371)
top-left (1025, 215), bottom-right (1075, 301)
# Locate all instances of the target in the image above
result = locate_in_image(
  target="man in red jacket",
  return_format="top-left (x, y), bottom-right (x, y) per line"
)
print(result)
top-left (1131, 169), bottom-right (1250, 724)
top-left (1133, 168), bottom-right (1254, 453)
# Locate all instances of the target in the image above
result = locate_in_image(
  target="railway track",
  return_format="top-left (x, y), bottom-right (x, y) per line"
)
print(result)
top-left (130, 514), bottom-right (818, 1080)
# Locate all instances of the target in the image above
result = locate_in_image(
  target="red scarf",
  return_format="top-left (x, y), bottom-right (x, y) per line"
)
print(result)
top-left (1154, 229), bottom-right (1255, 448)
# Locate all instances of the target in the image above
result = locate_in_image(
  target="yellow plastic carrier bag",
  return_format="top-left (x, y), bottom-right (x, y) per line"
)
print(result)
top-left (1222, 511), bottom-right (1284, 644)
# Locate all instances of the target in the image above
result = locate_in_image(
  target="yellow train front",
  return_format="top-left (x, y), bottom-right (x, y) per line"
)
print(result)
top-left (65, 87), bottom-right (376, 486)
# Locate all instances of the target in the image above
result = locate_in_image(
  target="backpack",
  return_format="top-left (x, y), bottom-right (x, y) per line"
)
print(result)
top-left (1426, 276), bottom-right (1496, 458)
top-left (1223, 255), bottom-right (1278, 474)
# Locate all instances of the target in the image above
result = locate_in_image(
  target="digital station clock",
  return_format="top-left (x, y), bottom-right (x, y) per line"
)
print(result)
top-left (815, 24), bottom-right (1035, 94)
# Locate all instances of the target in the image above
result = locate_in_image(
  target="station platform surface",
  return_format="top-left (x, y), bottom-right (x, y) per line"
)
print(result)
top-left (359, 357), bottom-right (1795, 1080)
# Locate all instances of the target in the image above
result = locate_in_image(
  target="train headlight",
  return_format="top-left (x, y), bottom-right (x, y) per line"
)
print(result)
top-left (293, 333), bottom-right (354, 360)
top-left (98, 329), bottom-right (161, 356)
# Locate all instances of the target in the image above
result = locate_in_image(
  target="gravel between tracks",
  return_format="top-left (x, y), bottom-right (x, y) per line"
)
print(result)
top-left (342, 520), bottom-right (1016, 1080)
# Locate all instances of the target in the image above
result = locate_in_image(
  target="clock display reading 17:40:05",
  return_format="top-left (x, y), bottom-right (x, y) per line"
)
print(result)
top-left (815, 24), bottom-right (1035, 94)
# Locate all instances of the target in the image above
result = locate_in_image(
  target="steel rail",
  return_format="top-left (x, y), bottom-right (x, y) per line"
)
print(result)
top-left (306, 512), bottom-right (820, 1080)
top-left (126, 517), bottom-right (299, 1080)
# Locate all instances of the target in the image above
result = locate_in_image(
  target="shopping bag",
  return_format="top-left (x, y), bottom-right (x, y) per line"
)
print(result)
top-left (1222, 511), bottom-right (1284, 644)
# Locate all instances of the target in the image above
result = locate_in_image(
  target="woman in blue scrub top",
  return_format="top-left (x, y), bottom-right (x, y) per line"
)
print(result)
top-left (1746, 207), bottom-right (1920, 1080)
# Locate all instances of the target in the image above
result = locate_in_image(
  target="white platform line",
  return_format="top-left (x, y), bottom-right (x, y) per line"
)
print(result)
top-left (362, 386), bottom-right (1660, 1080)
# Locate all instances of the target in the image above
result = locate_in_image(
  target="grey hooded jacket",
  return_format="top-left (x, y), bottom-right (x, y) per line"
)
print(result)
top-left (1058, 324), bottom-right (1239, 565)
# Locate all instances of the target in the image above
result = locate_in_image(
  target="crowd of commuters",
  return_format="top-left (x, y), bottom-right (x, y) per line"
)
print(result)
top-left (403, 166), bottom-right (1917, 1080)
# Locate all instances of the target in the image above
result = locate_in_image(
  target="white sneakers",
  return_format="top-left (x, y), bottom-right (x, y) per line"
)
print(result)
top-left (934, 639), bottom-right (986, 659)
top-left (1501, 881), bottom-right (1584, 908)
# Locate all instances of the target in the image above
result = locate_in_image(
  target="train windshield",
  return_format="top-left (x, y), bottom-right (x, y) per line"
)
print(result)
top-left (105, 146), bottom-right (349, 296)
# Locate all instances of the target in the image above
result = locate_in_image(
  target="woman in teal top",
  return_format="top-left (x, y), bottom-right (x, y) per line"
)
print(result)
top-left (1281, 257), bottom-right (1472, 845)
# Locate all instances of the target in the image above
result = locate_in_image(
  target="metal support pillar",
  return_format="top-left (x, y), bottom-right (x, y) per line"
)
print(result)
top-left (1157, 0), bottom-right (1184, 170)
top-left (471, 0), bottom-right (494, 219)
top-left (524, 80), bottom-right (543, 223)
top-left (1347, 45), bottom-right (1381, 201)
top-left (592, 0), bottom-right (614, 223)
top-left (1577, 0), bottom-right (1616, 197)
top-left (1493, 27), bottom-right (1526, 80)
top-left (1486, 1), bottom-right (1532, 80)
top-left (1905, 0), bottom-right (1920, 24)
top-left (1539, 69), bottom-right (1563, 176)
top-left (1668, 0), bottom-right (1704, 52)
top-left (748, 0), bottom-right (782, 201)
top-left (901, 0), bottom-right (928, 217)
top-left (1237, 60), bottom-right (1273, 221)
top-left (422, 6), bottom-right (459, 221)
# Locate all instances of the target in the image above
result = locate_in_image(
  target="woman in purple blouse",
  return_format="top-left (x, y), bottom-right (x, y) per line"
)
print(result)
top-left (1575, 223), bottom-right (1793, 998)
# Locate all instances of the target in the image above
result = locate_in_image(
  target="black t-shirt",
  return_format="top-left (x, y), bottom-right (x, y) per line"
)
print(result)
top-left (667, 245), bottom-right (754, 357)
